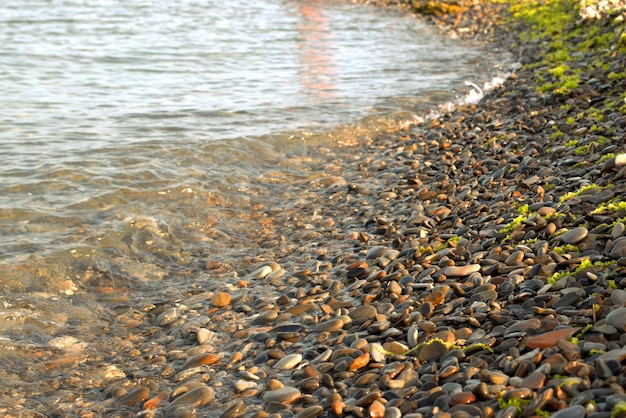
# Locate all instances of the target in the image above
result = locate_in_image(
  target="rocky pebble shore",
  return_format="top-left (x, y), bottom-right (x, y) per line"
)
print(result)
top-left (4, 1), bottom-right (626, 417)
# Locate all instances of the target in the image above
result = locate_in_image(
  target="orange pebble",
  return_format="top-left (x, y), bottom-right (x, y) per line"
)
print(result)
top-left (143, 391), bottom-right (168, 410)
top-left (332, 401), bottom-right (345, 416)
top-left (348, 352), bottom-right (370, 372)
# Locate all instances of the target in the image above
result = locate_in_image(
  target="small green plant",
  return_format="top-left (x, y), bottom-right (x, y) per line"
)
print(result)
top-left (551, 127), bottom-right (565, 140)
top-left (575, 145), bottom-right (591, 155)
top-left (548, 260), bottom-right (616, 285)
top-left (517, 204), bottom-right (530, 215)
top-left (565, 139), bottom-right (579, 147)
top-left (498, 396), bottom-right (530, 415)
top-left (611, 400), bottom-right (626, 418)
top-left (592, 199), bottom-right (626, 215)
top-left (553, 244), bottom-right (579, 254)
top-left (559, 184), bottom-right (605, 203)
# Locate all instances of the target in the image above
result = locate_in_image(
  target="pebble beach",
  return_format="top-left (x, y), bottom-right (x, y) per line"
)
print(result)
top-left (4, 0), bottom-right (626, 417)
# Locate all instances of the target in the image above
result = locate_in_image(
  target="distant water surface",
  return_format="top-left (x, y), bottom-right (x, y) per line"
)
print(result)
top-left (0, 0), bottom-right (507, 346)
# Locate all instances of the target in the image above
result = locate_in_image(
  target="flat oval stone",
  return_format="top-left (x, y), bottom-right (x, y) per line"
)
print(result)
top-left (505, 318), bottom-right (541, 335)
top-left (611, 237), bottom-right (626, 258)
top-left (317, 318), bottom-right (345, 333)
top-left (167, 386), bottom-right (214, 409)
top-left (442, 264), bottom-right (480, 277)
top-left (366, 245), bottom-right (388, 259)
top-left (211, 292), bottom-right (232, 307)
top-left (611, 289), bottom-right (626, 306)
top-left (294, 405), bottom-right (324, 418)
top-left (246, 265), bottom-right (273, 279)
top-left (560, 227), bottom-right (588, 244)
top-left (526, 327), bottom-right (581, 349)
top-left (550, 404), bottom-right (585, 418)
top-left (448, 392), bottom-right (476, 406)
top-left (262, 387), bottom-right (302, 404)
top-left (182, 353), bottom-right (220, 370)
top-left (606, 307), bottom-right (626, 331)
top-left (349, 305), bottom-right (377, 320)
top-left (273, 353), bottom-right (302, 370)
top-left (418, 339), bottom-right (449, 362)
top-left (117, 387), bottom-right (150, 406)
top-left (348, 352), bottom-right (370, 371)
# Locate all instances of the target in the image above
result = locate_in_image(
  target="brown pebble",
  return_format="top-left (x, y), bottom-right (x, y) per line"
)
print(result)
top-left (220, 399), bottom-right (247, 418)
top-left (442, 264), bottom-right (480, 277)
top-left (182, 353), bottom-right (220, 370)
top-left (368, 399), bottom-right (385, 418)
top-left (526, 327), bottom-right (581, 349)
top-left (117, 387), bottom-right (150, 406)
top-left (262, 387), bottom-right (302, 404)
top-left (317, 318), bottom-right (345, 333)
top-left (211, 292), bottom-right (232, 307)
top-left (449, 392), bottom-right (476, 406)
top-left (167, 386), bottom-right (215, 410)
top-left (348, 352), bottom-right (370, 371)
top-left (294, 405), bottom-right (324, 418)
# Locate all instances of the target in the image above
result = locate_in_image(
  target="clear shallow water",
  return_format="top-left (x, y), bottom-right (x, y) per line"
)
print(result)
top-left (0, 0), bottom-right (506, 352)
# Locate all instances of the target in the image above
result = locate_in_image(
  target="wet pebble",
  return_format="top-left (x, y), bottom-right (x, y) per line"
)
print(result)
top-left (166, 386), bottom-right (215, 411)
top-left (559, 227), bottom-right (589, 244)
top-left (274, 353), bottom-right (303, 370)
top-left (262, 387), bottom-right (302, 404)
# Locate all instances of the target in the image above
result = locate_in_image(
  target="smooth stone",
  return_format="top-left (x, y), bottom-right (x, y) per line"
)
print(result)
top-left (505, 318), bottom-right (541, 335)
top-left (196, 328), bottom-right (215, 345)
top-left (316, 318), bottom-right (345, 333)
top-left (349, 305), bottom-right (378, 320)
top-left (526, 327), bottom-right (581, 349)
top-left (550, 404), bottom-right (586, 418)
top-left (560, 227), bottom-right (588, 244)
top-left (167, 386), bottom-right (214, 410)
top-left (384, 406), bottom-right (403, 418)
top-left (442, 264), bottom-right (481, 277)
top-left (246, 265), bottom-right (273, 279)
top-left (407, 326), bottom-right (420, 347)
top-left (262, 387), bottom-right (302, 404)
top-left (611, 289), bottom-right (626, 306)
top-left (274, 353), bottom-right (303, 370)
top-left (611, 237), bottom-right (626, 258)
top-left (156, 307), bottom-right (179, 326)
top-left (418, 339), bottom-right (449, 362)
top-left (235, 380), bottom-right (258, 392)
top-left (182, 353), bottom-right (219, 370)
top-left (606, 307), bottom-right (626, 330)
top-left (519, 370), bottom-right (546, 390)
top-left (367, 245), bottom-right (388, 259)
top-left (612, 222), bottom-right (626, 238)
top-left (553, 289), bottom-right (585, 309)
top-left (369, 400), bottom-right (386, 418)
top-left (348, 352), bottom-right (370, 372)
top-left (294, 405), bottom-right (324, 418)
top-left (211, 292), bottom-right (232, 307)
top-left (449, 392), bottom-right (476, 406)
top-left (117, 387), bottom-right (150, 406)
top-left (220, 400), bottom-right (247, 418)
top-left (597, 348), bottom-right (626, 363)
